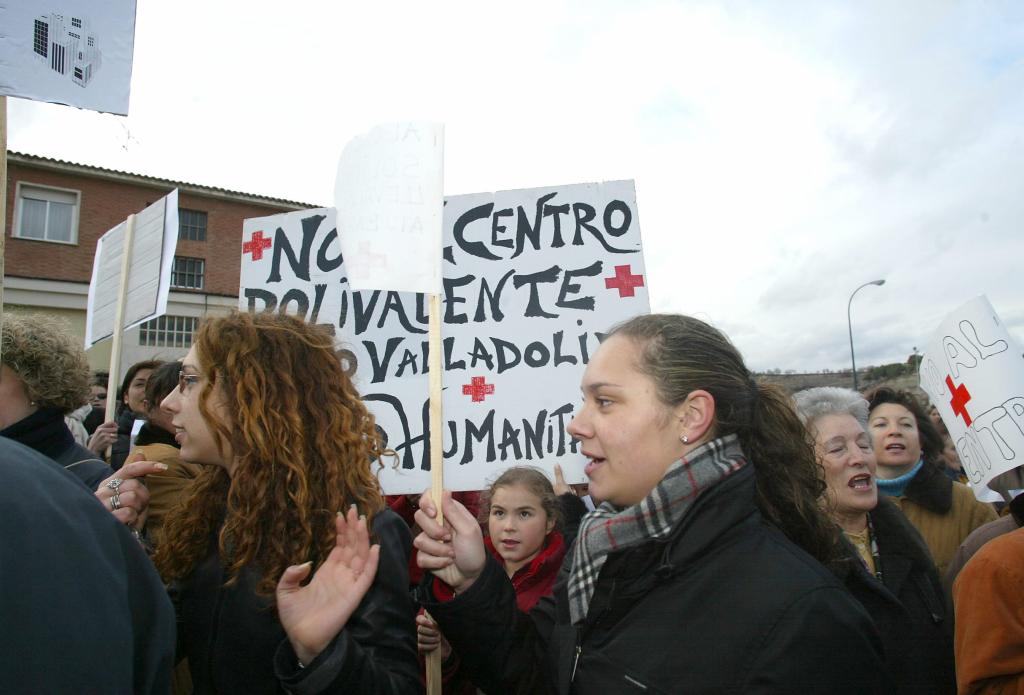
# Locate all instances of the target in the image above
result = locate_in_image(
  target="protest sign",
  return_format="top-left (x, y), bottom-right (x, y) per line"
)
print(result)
top-left (919, 296), bottom-right (1024, 501)
top-left (0, 0), bottom-right (137, 115)
top-left (85, 189), bottom-right (179, 347)
top-left (334, 122), bottom-right (444, 295)
top-left (241, 180), bottom-right (648, 494)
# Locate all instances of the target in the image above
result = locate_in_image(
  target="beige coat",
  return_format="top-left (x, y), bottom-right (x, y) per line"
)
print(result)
top-left (887, 463), bottom-right (997, 577)
top-left (135, 441), bottom-right (206, 546)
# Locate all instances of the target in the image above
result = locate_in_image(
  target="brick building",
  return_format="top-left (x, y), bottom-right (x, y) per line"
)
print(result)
top-left (3, 151), bottom-right (311, 375)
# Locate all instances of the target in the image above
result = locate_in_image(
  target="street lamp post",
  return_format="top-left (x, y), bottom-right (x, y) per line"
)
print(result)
top-left (848, 279), bottom-right (886, 391)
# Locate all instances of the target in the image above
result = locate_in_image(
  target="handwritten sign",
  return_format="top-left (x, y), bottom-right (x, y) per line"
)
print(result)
top-left (919, 296), bottom-right (1024, 501)
top-left (240, 180), bottom-right (648, 493)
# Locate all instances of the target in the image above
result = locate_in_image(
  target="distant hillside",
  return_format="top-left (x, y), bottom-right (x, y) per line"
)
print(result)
top-left (756, 371), bottom-right (926, 399)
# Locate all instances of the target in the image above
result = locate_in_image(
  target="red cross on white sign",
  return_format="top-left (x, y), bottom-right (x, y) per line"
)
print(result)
top-left (243, 230), bottom-right (272, 261)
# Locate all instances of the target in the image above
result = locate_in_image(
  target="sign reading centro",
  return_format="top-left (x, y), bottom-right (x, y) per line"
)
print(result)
top-left (240, 180), bottom-right (649, 493)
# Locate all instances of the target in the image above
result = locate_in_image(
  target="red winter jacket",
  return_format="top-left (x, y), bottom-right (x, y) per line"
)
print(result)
top-left (485, 531), bottom-right (567, 611)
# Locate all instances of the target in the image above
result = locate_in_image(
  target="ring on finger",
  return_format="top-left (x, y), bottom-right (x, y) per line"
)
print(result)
top-left (106, 478), bottom-right (124, 491)
top-left (110, 492), bottom-right (122, 511)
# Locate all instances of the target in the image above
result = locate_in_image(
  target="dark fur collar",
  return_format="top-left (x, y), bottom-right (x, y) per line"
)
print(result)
top-left (901, 461), bottom-right (952, 514)
top-left (833, 496), bottom-right (940, 600)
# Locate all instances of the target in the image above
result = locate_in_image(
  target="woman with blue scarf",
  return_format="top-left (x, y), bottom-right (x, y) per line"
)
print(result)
top-left (865, 387), bottom-right (996, 577)
top-left (410, 314), bottom-right (890, 693)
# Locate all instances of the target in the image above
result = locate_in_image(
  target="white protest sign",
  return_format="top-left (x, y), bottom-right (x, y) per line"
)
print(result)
top-left (0, 1), bottom-right (137, 115)
top-left (241, 180), bottom-right (648, 493)
top-left (334, 122), bottom-right (444, 295)
top-left (919, 296), bottom-right (1024, 501)
top-left (85, 190), bottom-right (179, 347)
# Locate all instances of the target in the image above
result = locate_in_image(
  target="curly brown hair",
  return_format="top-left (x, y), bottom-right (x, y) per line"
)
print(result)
top-left (610, 314), bottom-right (841, 568)
top-left (1, 313), bottom-right (90, 414)
top-left (154, 311), bottom-right (388, 596)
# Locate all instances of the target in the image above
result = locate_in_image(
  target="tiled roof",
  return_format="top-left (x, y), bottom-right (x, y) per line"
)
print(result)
top-left (7, 150), bottom-right (317, 210)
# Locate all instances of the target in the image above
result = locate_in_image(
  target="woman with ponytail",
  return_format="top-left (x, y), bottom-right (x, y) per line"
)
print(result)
top-left (410, 314), bottom-right (889, 693)
top-left (154, 312), bottom-right (419, 694)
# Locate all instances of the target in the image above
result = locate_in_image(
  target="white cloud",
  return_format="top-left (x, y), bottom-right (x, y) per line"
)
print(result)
top-left (9, 0), bottom-right (1023, 371)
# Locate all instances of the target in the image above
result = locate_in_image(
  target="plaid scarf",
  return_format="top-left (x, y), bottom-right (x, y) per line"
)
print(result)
top-left (567, 434), bottom-right (748, 625)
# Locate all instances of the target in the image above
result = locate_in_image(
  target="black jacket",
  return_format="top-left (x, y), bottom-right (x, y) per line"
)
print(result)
top-left (420, 465), bottom-right (891, 694)
top-left (837, 497), bottom-right (955, 694)
top-left (1, 407), bottom-right (112, 490)
top-left (111, 407), bottom-right (137, 471)
top-left (176, 508), bottom-right (422, 694)
top-left (0, 437), bottom-right (175, 693)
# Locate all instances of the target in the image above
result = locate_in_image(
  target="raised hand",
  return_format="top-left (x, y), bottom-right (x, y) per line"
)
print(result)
top-left (413, 490), bottom-right (487, 594)
top-left (87, 421), bottom-right (118, 455)
top-left (276, 506), bottom-right (380, 666)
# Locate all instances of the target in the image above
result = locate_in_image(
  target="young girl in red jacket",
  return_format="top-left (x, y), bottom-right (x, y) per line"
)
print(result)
top-left (417, 467), bottom-right (567, 692)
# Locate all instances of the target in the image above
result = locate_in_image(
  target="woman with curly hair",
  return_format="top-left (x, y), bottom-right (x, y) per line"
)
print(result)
top-left (0, 313), bottom-right (158, 529)
top-left (154, 311), bottom-right (419, 694)
top-left (413, 314), bottom-right (890, 693)
top-left (0, 313), bottom-right (110, 487)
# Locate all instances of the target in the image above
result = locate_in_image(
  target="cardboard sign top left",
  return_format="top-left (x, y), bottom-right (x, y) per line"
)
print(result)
top-left (0, 0), bottom-right (137, 115)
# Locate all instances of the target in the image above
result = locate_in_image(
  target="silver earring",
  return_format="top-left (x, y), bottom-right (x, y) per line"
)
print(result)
top-left (680, 434), bottom-right (689, 444)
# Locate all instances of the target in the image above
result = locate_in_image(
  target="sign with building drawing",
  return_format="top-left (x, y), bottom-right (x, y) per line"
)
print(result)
top-left (85, 190), bottom-right (179, 347)
top-left (240, 180), bottom-right (648, 493)
top-left (920, 296), bottom-right (1024, 501)
top-left (0, 0), bottom-right (136, 115)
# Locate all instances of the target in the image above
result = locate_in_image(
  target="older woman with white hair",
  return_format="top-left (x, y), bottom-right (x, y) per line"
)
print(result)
top-left (794, 386), bottom-right (954, 695)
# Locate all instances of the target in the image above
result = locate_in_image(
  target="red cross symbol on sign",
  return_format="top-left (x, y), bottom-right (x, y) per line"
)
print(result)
top-left (243, 230), bottom-right (272, 261)
top-left (462, 376), bottom-right (495, 403)
top-left (604, 264), bottom-right (645, 298)
top-left (945, 375), bottom-right (973, 427)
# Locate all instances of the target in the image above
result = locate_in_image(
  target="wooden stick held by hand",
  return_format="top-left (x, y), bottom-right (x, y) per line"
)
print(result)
top-left (426, 293), bottom-right (444, 694)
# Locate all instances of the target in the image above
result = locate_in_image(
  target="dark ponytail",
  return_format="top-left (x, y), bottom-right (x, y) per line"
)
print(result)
top-left (610, 314), bottom-right (840, 567)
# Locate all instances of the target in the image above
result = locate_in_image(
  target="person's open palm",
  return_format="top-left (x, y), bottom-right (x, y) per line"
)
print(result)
top-left (276, 506), bottom-right (380, 665)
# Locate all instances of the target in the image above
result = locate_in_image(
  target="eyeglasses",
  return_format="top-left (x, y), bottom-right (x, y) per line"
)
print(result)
top-left (178, 371), bottom-right (201, 393)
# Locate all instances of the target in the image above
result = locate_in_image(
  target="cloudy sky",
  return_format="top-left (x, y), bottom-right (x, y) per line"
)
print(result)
top-left (10, 0), bottom-right (1023, 372)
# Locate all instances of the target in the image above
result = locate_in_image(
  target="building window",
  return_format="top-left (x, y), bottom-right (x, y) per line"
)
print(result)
top-left (139, 315), bottom-right (198, 348)
top-left (34, 20), bottom-right (49, 57)
top-left (71, 17), bottom-right (82, 28)
top-left (171, 256), bottom-right (205, 290)
top-left (179, 208), bottom-right (207, 241)
top-left (14, 183), bottom-right (79, 243)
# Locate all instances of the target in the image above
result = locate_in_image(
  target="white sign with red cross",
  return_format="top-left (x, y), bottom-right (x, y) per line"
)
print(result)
top-left (240, 180), bottom-right (648, 493)
top-left (919, 296), bottom-right (1024, 501)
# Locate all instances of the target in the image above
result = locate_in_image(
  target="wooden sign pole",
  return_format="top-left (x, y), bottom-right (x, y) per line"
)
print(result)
top-left (425, 292), bottom-right (445, 694)
top-left (104, 214), bottom-right (136, 453)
